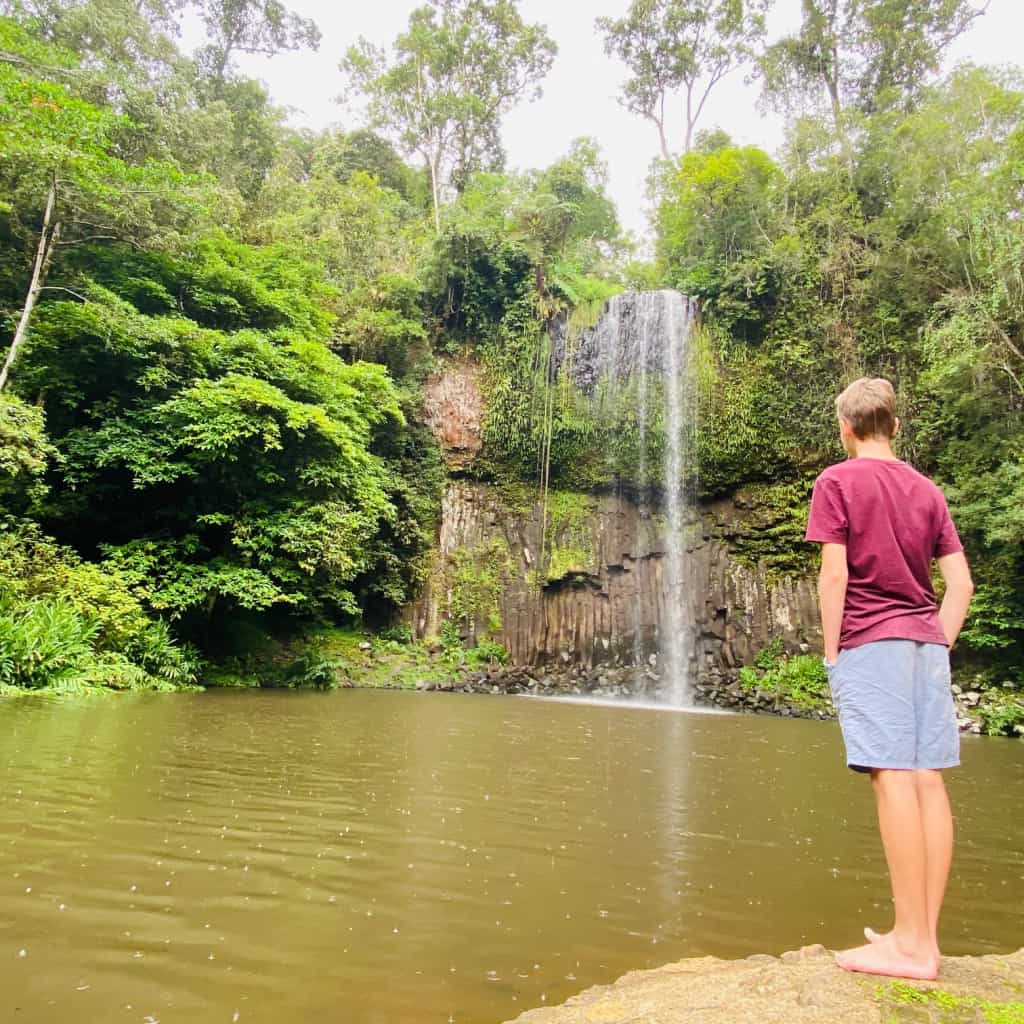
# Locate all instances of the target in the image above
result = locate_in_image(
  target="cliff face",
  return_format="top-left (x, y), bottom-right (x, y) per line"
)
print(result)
top-left (413, 329), bottom-right (820, 687)
top-left (422, 357), bottom-right (484, 472)
top-left (407, 479), bottom-right (821, 685)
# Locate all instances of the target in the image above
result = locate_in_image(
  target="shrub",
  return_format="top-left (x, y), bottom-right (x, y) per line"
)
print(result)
top-left (0, 599), bottom-right (98, 689)
top-left (439, 618), bottom-right (463, 656)
top-left (379, 623), bottom-right (413, 644)
top-left (466, 638), bottom-right (510, 667)
top-left (740, 649), bottom-right (831, 712)
top-left (0, 519), bottom-right (198, 690)
top-left (976, 690), bottom-right (1024, 737)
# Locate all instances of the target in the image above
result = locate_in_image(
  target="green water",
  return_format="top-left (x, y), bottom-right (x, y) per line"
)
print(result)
top-left (1, 690), bottom-right (1021, 1023)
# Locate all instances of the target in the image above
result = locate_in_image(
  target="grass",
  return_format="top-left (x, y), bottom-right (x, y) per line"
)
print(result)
top-left (877, 980), bottom-right (1024, 1024)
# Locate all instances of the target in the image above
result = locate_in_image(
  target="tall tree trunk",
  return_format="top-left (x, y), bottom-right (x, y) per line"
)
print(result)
top-left (429, 154), bottom-right (441, 234)
top-left (0, 179), bottom-right (59, 393)
top-left (684, 83), bottom-right (694, 154)
top-left (656, 90), bottom-right (670, 160)
top-left (823, 54), bottom-right (854, 178)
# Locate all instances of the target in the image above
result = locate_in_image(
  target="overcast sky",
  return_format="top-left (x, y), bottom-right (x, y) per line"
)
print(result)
top-left (180, 1), bottom-right (1024, 243)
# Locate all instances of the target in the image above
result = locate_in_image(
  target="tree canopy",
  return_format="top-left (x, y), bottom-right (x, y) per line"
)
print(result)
top-left (341, 0), bottom-right (556, 229)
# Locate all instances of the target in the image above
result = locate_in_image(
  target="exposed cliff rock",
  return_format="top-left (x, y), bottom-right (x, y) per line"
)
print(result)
top-left (422, 357), bottom-right (484, 471)
top-left (406, 480), bottom-right (821, 692)
top-left (503, 945), bottom-right (1024, 1024)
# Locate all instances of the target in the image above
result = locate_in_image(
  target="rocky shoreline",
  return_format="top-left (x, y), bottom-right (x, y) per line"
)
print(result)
top-left (501, 943), bottom-right (1024, 1024)
top-left (407, 661), bottom-right (1012, 735)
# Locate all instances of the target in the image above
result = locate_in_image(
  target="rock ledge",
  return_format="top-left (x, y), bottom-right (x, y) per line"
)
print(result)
top-left (503, 944), bottom-right (1024, 1024)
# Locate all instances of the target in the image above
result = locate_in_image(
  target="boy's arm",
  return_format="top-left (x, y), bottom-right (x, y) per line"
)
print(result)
top-left (936, 551), bottom-right (974, 647)
top-left (818, 542), bottom-right (848, 664)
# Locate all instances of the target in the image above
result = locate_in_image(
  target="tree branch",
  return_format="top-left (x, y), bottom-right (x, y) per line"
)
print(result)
top-left (37, 286), bottom-right (91, 302)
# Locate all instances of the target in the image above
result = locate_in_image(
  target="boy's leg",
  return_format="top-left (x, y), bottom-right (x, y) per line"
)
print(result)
top-left (836, 769), bottom-right (938, 979)
top-left (865, 769), bottom-right (952, 955)
top-left (916, 768), bottom-right (953, 943)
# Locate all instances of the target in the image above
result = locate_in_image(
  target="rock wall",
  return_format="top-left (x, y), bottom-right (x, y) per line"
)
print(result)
top-left (422, 357), bottom-right (484, 471)
top-left (407, 480), bottom-right (821, 686)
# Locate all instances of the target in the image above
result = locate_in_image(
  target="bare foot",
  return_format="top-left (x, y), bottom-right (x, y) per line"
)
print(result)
top-left (864, 927), bottom-right (941, 962)
top-left (835, 937), bottom-right (939, 981)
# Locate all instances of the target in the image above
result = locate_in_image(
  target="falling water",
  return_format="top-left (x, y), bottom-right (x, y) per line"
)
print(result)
top-left (564, 290), bottom-right (697, 706)
top-left (659, 292), bottom-right (696, 706)
top-left (632, 298), bottom-right (651, 671)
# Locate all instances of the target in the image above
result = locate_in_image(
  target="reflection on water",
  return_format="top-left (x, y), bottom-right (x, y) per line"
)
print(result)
top-left (519, 694), bottom-right (732, 714)
top-left (1, 690), bottom-right (1021, 1024)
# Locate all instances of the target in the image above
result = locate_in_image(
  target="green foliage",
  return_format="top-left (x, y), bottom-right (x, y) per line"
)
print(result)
top-left (878, 979), bottom-right (1024, 1024)
top-left (975, 690), bottom-right (1024, 739)
top-left (275, 648), bottom-right (337, 691)
top-left (0, 16), bottom-right (219, 263)
top-left (0, 393), bottom-right (54, 507)
top-left (379, 623), bottom-right (413, 644)
top-left (446, 539), bottom-right (511, 639)
top-left (439, 618), bottom-right (463, 655)
top-left (740, 650), bottom-right (831, 712)
top-left (723, 480), bottom-right (818, 581)
top-left (341, 0), bottom-right (557, 222)
top-left (597, 0), bottom-right (769, 156)
top-left (0, 518), bottom-right (198, 689)
top-left (753, 637), bottom-right (784, 670)
top-left (656, 144), bottom-right (787, 331)
top-left (10, 239), bottom-right (427, 633)
top-left (313, 128), bottom-right (418, 198)
top-left (542, 490), bottom-right (597, 581)
top-left (0, 598), bottom-right (98, 689)
top-left (465, 637), bottom-right (509, 667)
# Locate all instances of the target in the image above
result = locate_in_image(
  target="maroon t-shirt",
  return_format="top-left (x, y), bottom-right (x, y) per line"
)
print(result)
top-left (804, 458), bottom-right (963, 649)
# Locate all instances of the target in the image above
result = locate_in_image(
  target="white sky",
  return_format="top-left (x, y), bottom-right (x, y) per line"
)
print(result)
top-left (180, 0), bottom-right (1024, 243)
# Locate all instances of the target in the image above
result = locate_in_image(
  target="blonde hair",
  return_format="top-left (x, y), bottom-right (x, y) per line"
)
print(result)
top-left (835, 377), bottom-right (897, 440)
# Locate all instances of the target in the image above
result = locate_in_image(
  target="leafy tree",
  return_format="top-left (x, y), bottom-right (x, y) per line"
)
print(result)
top-left (597, 0), bottom-right (769, 158)
top-left (252, 165), bottom-right (419, 294)
top-left (655, 142), bottom-right (787, 330)
top-left (340, 0), bottom-right (556, 231)
top-left (512, 138), bottom-right (623, 298)
top-left (759, 0), bottom-right (986, 168)
top-left (0, 0), bottom-right (183, 76)
top-left (10, 237), bottom-right (427, 641)
top-left (0, 16), bottom-right (215, 390)
top-left (193, 0), bottom-right (320, 88)
top-left (313, 127), bottom-right (417, 199)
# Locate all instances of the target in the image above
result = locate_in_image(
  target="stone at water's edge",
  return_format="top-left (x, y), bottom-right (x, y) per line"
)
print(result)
top-left (503, 945), bottom-right (1024, 1024)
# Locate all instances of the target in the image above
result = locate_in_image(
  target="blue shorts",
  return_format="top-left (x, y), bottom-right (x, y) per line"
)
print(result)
top-left (827, 639), bottom-right (960, 772)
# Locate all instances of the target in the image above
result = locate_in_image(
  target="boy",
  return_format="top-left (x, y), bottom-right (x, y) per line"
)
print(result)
top-left (805, 377), bottom-right (974, 981)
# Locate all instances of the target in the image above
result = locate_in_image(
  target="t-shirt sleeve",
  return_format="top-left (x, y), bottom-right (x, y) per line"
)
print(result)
top-left (933, 492), bottom-right (964, 558)
top-left (805, 474), bottom-right (848, 545)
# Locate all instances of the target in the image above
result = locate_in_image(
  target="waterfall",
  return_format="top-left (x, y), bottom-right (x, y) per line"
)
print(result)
top-left (562, 290), bottom-right (698, 705)
top-left (659, 292), bottom-right (696, 705)
top-left (632, 297), bottom-right (651, 672)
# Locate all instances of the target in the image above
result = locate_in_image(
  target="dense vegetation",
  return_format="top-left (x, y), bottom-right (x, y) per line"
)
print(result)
top-left (0, 0), bottom-right (1020, 727)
